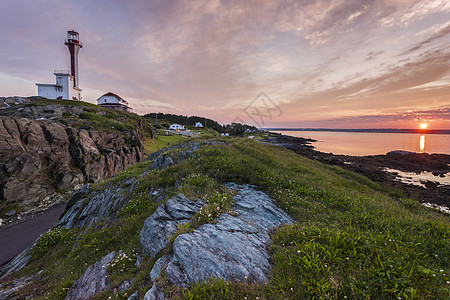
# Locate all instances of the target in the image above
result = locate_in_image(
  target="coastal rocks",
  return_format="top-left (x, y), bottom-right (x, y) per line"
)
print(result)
top-left (0, 115), bottom-right (145, 224)
top-left (144, 283), bottom-right (167, 300)
top-left (57, 184), bottom-right (128, 229)
top-left (0, 97), bottom-right (79, 120)
top-left (151, 155), bottom-right (174, 170)
top-left (118, 280), bottom-right (131, 292)
top-left (140, 194), bottom-right (205, 258)
top-left (270, 134), bottom-right (450, 208)
top-left (65, 251), bottom-right (116, 300)
top-left (147, 141), bottom-right (222, 171)
top-left (0, 271), bottom-right (42, 300)
top-left (145, 184), bottom-right (293, 294)
top-left (0, 246), bottom-right (32, 278)
top-left (0, 97), bottom-right (31, 113)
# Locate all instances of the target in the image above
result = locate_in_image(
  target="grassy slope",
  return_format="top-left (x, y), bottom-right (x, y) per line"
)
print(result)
top-left (6, 138), bottom-right (449, 299)
top-left (142, 128), bottom-right (219, 155)
top-left (142, 130), bottom-right (188, 155)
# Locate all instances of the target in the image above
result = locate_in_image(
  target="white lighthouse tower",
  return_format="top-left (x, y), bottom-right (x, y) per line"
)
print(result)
top-left (36, 30), bottom-right (83, 100)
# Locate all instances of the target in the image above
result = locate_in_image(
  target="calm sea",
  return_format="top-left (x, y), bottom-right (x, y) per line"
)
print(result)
top-left (273, 131), bottom-right (450, 156)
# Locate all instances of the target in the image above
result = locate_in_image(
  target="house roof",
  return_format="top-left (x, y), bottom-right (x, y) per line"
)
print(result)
top-left (97, 92), bottom-right (129, 105)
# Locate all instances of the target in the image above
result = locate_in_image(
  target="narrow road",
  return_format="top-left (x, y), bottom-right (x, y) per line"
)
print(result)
top-left (0, 205), bottom-right (65, 266)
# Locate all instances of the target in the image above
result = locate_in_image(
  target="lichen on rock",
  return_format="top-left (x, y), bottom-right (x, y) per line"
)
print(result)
top-left (143, 184), bottom-right (293, 296)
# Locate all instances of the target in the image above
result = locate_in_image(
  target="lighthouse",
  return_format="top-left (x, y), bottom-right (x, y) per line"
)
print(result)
top-left (65, 30), bottom-right (82, 88)
top-left (36, 30), bottom-right (83, 100)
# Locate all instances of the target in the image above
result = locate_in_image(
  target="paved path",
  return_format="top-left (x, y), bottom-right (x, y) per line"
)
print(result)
top-left (0, 205), bottom-right (65, 266)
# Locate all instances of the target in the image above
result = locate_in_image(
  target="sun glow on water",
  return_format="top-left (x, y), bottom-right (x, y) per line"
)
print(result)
top-left (420, 135), bottom-right (425, 153)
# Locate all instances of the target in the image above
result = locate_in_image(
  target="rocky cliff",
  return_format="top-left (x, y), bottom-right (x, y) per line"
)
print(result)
top-left (0, 97), bottom-right (152, 224)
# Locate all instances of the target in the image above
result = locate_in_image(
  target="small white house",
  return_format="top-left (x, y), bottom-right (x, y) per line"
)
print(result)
top-left (36, 70), bottom-right (82, 101)
top-left (195, 122), bottom-right (204, 128)
top-left (97, 92), bottom-right (133, 113)
top-left (169, 124), bottom-right (185, 130)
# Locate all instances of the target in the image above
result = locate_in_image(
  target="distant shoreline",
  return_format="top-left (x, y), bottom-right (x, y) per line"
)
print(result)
top-left (264, 134), bottom-right (450, 209)
top-left (264, 128), bottom-right (450, 134)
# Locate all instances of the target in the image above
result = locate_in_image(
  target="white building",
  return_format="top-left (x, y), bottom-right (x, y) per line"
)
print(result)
top-left (36, 70), bottom-right (82, 100)
top-left (97, 92), bottom-right (133, 113)
top-left (36, 30), bottom-right (83, 100)
top-left (169, 124), bottom-right (185, 130)
top-left (195, 122), bottom-right (204, 128)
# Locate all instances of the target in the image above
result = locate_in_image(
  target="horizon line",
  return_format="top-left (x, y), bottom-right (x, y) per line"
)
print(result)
top-left (263, 128), bottom-right (450, 134)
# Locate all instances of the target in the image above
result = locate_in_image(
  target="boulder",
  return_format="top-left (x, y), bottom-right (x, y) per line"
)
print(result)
top-left (151, 155), bottom-right (174, 170)
top-left (118, 280), bottom-right (131, 292)
top-left (140, 194), bottom-right (204, 258)
top-left (0, 246), bottom-right (32, 278)
top-left (0, 271), bottom-right (41, 299)
top-left (149, 184), bottom-right (293, 287)
top-left (144, 283), bottom-right (167, 300)
top-left (65, 251), bottom-right (116, 300)
top-left (57, 186), bottom-right (128, 229)
top-left (127, 292), bottom-right (139, 300)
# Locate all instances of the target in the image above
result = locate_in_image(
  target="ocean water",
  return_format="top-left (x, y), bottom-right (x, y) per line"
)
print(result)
top-left (273, 131), bottom-right (450, 156)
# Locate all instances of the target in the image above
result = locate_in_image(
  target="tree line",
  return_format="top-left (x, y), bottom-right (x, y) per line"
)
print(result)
top-left (144, 113), bottom-right (258, 136)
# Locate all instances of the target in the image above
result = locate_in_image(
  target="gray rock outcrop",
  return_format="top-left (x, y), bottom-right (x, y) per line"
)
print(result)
top-left (147, 141), bottom-right (221, 171)
top-left (144, 184), bottom-right (293, 296)
top-left (0, 97), bottom-right (80, 120)
top-left (65, 251), bottom-right (116, 300)
top-left (0, 246), bottom-right (31, 278)
top-left (151, 155), bottom-right (174, 170)
top-left (0, 271), bottom-right (41, 300)
top-left (57, 183), bottom-right (129, 229)
top-left (144, 283), bottom-right (167, 300)
top-left (140, 194), bottom-right (205, 258)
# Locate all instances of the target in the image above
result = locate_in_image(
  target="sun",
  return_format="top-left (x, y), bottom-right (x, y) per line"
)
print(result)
top-left (419, 123), bottom-right (428, 129)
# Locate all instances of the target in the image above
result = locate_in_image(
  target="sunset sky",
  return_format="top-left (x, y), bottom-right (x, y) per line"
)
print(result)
top-left (0, 0), bottom-right (449, 129)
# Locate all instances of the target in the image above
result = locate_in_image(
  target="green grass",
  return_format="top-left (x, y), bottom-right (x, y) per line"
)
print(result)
top-left (143, 133), bottom-right (188, 155)
top-left (24, 98), bottom-right (153, 137)
top-left (6, 138), bottom-right (449, 299)
top-left (142, 128), bottom-right (222, 156)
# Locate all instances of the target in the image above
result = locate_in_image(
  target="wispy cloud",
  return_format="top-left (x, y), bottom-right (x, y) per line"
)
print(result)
top-left (323, 107), bottom-right (450, 127)
top-left (0, 0), bottom-right (449, 128)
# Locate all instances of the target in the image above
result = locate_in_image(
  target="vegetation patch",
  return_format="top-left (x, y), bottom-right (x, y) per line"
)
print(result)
top-left (143, 133), bottom-right (187, 155)
top-left (6, 138), bottom-right (449, 299)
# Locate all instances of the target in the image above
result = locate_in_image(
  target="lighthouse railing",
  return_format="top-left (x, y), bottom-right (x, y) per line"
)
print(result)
top-left (54, 70), bottom-right (71, 75)
top-left (64, 39), bottom-right (83, 46)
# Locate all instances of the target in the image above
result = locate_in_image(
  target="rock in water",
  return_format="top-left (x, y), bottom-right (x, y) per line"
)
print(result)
top-left (140, 194), bottom-right (204, 258)
top-left (65, 251), bottom-right (115, 300)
